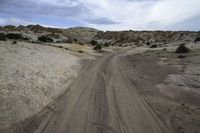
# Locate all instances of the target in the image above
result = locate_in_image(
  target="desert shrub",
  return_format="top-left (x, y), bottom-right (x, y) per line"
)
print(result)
top-left (4, 25), bottom-right (16, 29)
top-left (12, 40), bottom-right (17, 44)
top-left (91, 40), bottom-right (98, 46)
top-left (178, 55), bottom-right (186, 58)
top-left (78, 50), bottom-right (83, 53)
top-left (64, 39), bottom-right (73, 43)
top-left (60, 39), bottom-right (72, 43)
top-left (23, 37), bottom-right (29, 41)
top-left (56, 45), bottom-right (63, 48)
top-left (73, 38), bottom-right (77, 42)
top-left (38, 36), bottom-right (53, 43)
top-left (68, 39), bottom-right (73, 43)
top-left (4, 25), bottom-right (16, 30)
top-left (146, 42), bottom-right (151, 46)
top-left (194, 37), bottom-right (200, 43)
top-left (175, 43), bottom-right (190, 53)
top-left (47, 33), bottom-right (60, 39)
top-left (149, 44), bottom-right (157, 48)
top-left (94, 44), bottom-right (102, 51)
top-left (56, 40), bottom-right (61, 43)
top-left (31, 41), bottom-right (41, 44)
top-left (163, 48), bottom-right (167, 51)
top-left (79, 42), bottom-right (84, 45)
top-left (103, 42), bottom-right (110, 47)
top-left (0, 33), bottom-right (6, 41)
top-left (6, 33), bottom-right (22, 40)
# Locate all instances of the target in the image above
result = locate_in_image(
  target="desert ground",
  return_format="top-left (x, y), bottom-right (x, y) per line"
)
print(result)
top-left (0, 25), bottom-right (200, 133)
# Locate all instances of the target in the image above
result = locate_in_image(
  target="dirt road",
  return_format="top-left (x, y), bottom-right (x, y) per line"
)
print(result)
top-left (6, 51), bottom-right (174, 133)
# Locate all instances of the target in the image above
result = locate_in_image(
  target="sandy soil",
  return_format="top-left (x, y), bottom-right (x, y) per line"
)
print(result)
top-left (1, 51), bottom-right (173, 133)
top-left (1, 42), bottom-right (200, 133)
top-left (154, 49), bottom-right (200, 133)
top-left (49, 43), bottom-right (103, 59)
top-left (0, 41), bottom-right (80, 129)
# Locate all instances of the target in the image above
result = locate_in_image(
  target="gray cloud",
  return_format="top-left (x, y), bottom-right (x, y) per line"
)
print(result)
top-left (0, 0), bottom-right (118, 26)
top-left (0, 0), bottom-right (200, 30)
top-left (166, 14), bottom-right (200, 31)
top-left (39, 4), bottom-right (89, 18)
top-left (0, 0), bottom-right (89, 19)
top-left (0, 18), bottom-right (35, 26)
top-left (87, 17), bottom-right (119, 25)
top-left (125, 0), bottom-right (160, 1)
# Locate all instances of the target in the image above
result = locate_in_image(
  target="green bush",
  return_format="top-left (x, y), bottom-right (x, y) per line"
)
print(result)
top-left (73, 38), bottom-right (77, 42)
top-left (60, 39), bottom-right (72, 43)
top-left (12, 41), bottom-right (17, 44)
top-left (94, 44), bottom-right (102, 51)
top-left (6, 33), bottom-right (22, 40)
top-left (4, 25), bottom-right (16, 29)
top-left (78, 50), bottom-right (83, 53)
top-left (175, 43), bottom-right (189, 53)
top-left (91, 40), bottom-right (98, 46)
top-left (0, 33), bottom-right (6, 41)
top-left (103, 42), bottom-right (110, 47)
top-left (47, 33), bottom-right (60, 39)
top-left (56, 40), bottom-right (61, 43)
top-left (178, 55), bottom-right (186, 58)
top-left (56, 45), bottom-right (63, 48)
top-left (31, 41), bottom-right (42, 44)
top-left (65, 39), bottom-right (73, 43)
top-left (194, 37), bottom-right (200, 43)
top-left (146, 42), bottom-right (151, 46)
top-left (163, 48), bottom-right (167, 51)
top-left (38, 36), bottom-right (53, 43)
top-left (149, 44), bottom-right (157, 48)
top-left (79, 42), bottom-right (84, 45)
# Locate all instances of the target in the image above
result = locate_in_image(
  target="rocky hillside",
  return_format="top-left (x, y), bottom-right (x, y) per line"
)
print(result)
top-left (94, 31), bottom-right (200, 47)
top-left (63, 27), bottom-right (99, 43)
top-left (0, 25), bottom-right (200, 46)
top-left (0, 25), bottom-right (99, 44)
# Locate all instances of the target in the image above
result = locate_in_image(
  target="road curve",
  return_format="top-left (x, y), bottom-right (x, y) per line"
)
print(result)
top-left (31, 52), bottom-right (173, 133)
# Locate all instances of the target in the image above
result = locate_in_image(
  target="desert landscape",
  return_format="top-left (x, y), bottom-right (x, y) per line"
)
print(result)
top-left (0, 24), bottom-right (200, 133)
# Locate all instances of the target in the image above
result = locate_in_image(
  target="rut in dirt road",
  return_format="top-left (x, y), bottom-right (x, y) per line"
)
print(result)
top-left (26, 53), bottom-right (173, 133)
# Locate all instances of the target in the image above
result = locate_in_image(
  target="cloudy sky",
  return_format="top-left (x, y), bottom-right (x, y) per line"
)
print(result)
top-left (0, 0), bottom-right (200, 31)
